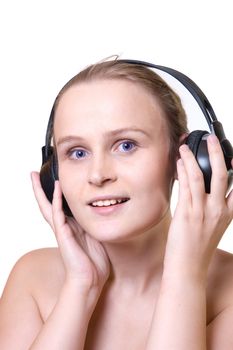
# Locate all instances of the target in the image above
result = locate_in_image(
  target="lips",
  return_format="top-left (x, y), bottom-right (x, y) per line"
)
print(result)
top-left (88, 198), bottom-right (130, 216)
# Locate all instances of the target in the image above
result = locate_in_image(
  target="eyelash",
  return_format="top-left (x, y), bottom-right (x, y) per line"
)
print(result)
top-left (67, 140), bottom-right (137, 160)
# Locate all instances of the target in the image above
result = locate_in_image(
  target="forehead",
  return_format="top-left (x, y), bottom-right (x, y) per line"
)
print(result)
top-left (54, 79), bottom-right (166, 138)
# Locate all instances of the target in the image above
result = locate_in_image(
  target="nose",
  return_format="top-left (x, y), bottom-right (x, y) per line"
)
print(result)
top-left (87, 154), bottom-right (117, 186)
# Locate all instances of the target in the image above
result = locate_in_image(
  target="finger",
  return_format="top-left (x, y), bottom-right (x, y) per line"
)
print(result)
top-left (226, 187), bottom-right (233, 215)
top-left (68, 217), bottom-right (86, 236)
top-left (31, 171), bottom-right (54, 229)
top-left (52, 181), bottom-right (88, 265)
top-left (226, 159), bottom-right (233, 212)
top-left (52, 181), bottom-right (69, 241)
top-left (179, 144), bottom-right (205, 208)
top-left (176, 157), bottom-right (191, 205)
top-left (207, 134), bottom-right (228, 200)
top-left (52, 181), bottom-right (81, 247)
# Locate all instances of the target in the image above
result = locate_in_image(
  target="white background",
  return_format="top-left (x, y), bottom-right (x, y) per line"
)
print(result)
top-left (0, 0), bottom-right (233, 294)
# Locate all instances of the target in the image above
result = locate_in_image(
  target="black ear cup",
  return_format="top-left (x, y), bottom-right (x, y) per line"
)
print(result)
top-left (40, 146), bottom-right (73, 217)
top-left (40, 146), bottom-right (58, 203)
top-left (185, 130), bottom-right (211, 193)
top-left (186, 130), bottom-right (233, 193)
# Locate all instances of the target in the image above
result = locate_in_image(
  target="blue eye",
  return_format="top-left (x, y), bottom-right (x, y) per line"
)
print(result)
top-left (70, 149), bottom-right (87, 159)
top-left (68, 140), bottom-right (136, 160)
top-left (118, 141), bottom-right (136, 152)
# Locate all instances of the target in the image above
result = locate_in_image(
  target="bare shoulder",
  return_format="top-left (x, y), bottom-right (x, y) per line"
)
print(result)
top-left (7, 247), bottom-right (64, 290)
top-left (1, 248), bottom-right (65, 321)
top-left (205, 249), bottom-right (233, 346)
top-left (207, 248), bottom-right (233, 323)
top-left (209, 248), bottom-right (233, 288)
top-left (0, 248), bottom-right (65, 348)
top-left (19, 247), bottom-right (64, 286)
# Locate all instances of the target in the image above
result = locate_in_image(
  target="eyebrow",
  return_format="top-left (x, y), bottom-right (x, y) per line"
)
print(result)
top-left (56, 127), bottom-right (151, 147)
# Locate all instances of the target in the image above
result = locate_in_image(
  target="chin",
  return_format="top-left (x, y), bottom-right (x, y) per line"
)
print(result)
top-left (70, 199), bottom-right (169, 243)
top-left (81, 223), bottom-right (135, 243)
top-left (75, 218), bottom-right (159, 244)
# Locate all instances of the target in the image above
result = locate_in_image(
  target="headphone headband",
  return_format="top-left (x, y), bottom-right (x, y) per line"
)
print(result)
top-left (44, 59), bottom-right (230, 161)
top-left (40, 58), bottom-right (233, 216)
top-left (118, 59), bottom-right (217, 126)
top-left (44, 59), bottom-right (222, 157)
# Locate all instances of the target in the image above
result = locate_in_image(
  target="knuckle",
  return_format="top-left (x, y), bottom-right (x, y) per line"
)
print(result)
top-left (191, 170), bottom-right (203, 183)
top-left (193, 208), bottom-right (204, 220)
top-left (217, 170), bottom-right (228, 182)
top-left (209, 206), bottom-right (225, 221)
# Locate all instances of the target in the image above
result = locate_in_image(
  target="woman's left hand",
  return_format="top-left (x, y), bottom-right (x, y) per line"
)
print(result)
top-left (164, 134), bottom-right (233, 281)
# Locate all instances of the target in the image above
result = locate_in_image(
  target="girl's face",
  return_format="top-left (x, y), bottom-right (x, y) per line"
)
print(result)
top-left (54, 79), bottom-right (173, 242)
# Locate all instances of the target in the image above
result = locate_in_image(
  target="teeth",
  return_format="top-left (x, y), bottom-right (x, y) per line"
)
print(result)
top-left (91, 199), bottom-right (126, 207)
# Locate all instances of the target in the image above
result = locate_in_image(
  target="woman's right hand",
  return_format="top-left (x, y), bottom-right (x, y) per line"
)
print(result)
top-left (31, 172), bottom-right (110, 299)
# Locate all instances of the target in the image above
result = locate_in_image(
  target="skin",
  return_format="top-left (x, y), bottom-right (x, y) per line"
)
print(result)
top-left (0, 79), bottom-right (233, 349)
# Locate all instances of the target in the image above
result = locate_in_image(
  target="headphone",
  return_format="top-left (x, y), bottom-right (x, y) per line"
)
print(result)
top-left (40, 59), bottom-right (233, 216)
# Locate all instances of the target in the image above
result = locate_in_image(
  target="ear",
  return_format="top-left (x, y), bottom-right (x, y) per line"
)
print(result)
top-left (173, 133), bottom-right (189, 180)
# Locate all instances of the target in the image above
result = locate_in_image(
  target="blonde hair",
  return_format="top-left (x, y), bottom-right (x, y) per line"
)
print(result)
top-left (53, 58), bottom-right (188, 170)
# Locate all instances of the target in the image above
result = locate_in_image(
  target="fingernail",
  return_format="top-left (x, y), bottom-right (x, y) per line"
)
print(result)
top-left (180, 144), bottom-right (189, 152)
top-left (177, 158), bottom-right (184, 166)
top-left (208, 134), bottom-right (218, 144)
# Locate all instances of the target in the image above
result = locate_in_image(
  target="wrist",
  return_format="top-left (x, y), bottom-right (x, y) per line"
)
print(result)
top-left (162, 262), bottom-right (208, 287)
top-left (62, 278), bottom-right (103, 312)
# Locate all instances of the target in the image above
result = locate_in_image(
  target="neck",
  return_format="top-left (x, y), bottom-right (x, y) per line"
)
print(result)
top-left (103, 208), bottom-right (172, 295)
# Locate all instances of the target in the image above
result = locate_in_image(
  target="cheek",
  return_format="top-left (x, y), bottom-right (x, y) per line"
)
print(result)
top-left (58, 151), bottom-right (172, 213)
top-left (126, 153), bottom-right (172, 195)
top-left (58, 165), bottom-right (85, 206)
top-left (135, 166), bottom-right (171, 215)
top-left (57, 159), bottom-right (171, 241)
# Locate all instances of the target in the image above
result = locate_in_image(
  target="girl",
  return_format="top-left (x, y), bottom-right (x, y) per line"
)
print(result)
top-left (0, 58), bottom-right (233, 349)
